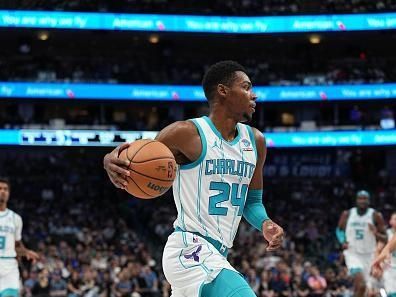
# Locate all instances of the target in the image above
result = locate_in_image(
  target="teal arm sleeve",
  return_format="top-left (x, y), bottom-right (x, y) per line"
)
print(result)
top-left (336, 227), bottom-right (346, 244)
top-left (242, 189), bottom-right (270, 232)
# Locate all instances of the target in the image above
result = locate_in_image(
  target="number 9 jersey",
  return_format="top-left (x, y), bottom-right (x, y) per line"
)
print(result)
top-left (172, 116), bottom-right (257, 249)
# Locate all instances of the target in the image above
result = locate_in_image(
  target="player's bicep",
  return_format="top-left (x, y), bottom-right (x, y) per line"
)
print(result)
top-left (155, 121), bottom-right (201, 165)
top-left (249, 128), bottom-right (266, 190)
top-left (374, 212), bottom-right (386, 233)
top-left (338, 211), bottom-right (349, 230)
top-left (155, 122), bottom-right (184, 155)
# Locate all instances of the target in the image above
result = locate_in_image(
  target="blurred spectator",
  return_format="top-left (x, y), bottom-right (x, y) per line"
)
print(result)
top-left (349, 106), bottom-right (363, 125)
top-left (380, 105), bottom-right (395, 129)
top-left (67, 271), bottom-right (83, 297)
top-left (307, 267), bottom-right (327, 297)
top-left (50, 270), bottom-right (68, 297)
top-left (32, 269), bottom-right (51, 297)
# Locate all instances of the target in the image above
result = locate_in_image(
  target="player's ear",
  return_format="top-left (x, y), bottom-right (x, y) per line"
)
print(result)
top-left (217, 84), bottom-right (228, 98)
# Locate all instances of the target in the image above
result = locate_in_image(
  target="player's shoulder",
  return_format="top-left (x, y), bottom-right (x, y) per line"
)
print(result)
top-left (7, 209), bottom-right (22, 221)
top-left (161, 120), bottom-right (198, 137)
top-left (343, 209), bottom-right (351, 216)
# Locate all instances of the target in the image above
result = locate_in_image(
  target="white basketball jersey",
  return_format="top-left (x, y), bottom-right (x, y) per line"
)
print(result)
top-left (173, 116), bottom-right (258, 248)
top-left (0, 209), bottom-right (22, 258)
top-left (345, 207), bottom-right (376, 254)
top-left (386, 228), bottom-right (396, 268)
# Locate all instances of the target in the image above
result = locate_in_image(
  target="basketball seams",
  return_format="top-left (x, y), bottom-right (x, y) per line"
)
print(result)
top-left (130, 156), bottom-right (175, 164)
top-left (127, 175), bottom-right (152, 197)
top-left (129, 167), bottom-right (175, 182)
top-left (126, 140), bottom-right (157, 162)
top-left (119, 139), bottom-right (176, 199)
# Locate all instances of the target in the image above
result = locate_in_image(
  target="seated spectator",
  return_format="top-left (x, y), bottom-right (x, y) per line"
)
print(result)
top-left (307, 267), bottom-right (327, 297)
top-left (50, 270), bottom-right (68, 297)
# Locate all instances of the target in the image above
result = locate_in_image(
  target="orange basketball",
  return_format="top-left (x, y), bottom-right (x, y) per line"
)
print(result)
top-left (118, 139), bottom-right (177, 199)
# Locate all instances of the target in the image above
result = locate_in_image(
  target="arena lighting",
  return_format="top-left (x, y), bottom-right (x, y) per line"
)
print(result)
top-left (0, 129), bottom-right (396, 147)
top-left (1, 10), bottom-right (396, 33)
top-left (37, 31), bottom-right (49, 41)
top-left (309, 34), bottom-right (321, 44)
top-left (149, 34), bottom-right (159, 44)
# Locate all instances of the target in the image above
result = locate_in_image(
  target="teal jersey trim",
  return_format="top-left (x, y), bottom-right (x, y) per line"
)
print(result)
top-left (0, 209), bottom-right (9, 218)
top-left (349, 268), bottom-right (363, 276)
top-left (246, 125), bottom-right (258, 160)
top-left (0, 289), bottom-right (19, 297)
top-left (175, 227), bottom-right (229, 257)
top-left (180, 119), bottom-right (207, 170)
top-left (197, 163), bottom-right (208, 236)
top-left (203, 116), bottom-right (241, 146)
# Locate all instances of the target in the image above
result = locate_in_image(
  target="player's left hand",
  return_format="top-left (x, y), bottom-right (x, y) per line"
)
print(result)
top-left (262, 220), bottom-right (284, 251)
top-left (371, 248), bottom-right (391, 278)
top-left (25, 249), bottom-right (40, 263)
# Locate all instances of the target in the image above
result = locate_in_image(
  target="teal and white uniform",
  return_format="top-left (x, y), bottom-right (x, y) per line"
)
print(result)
top-left (384, 228), bottom-right (396, 296)
top-left (162, 116), bottom-right (258, 297)
top-left (344, 207), bottom-right (377, 284)
top-left (0, 209), bottom-right (22, 297)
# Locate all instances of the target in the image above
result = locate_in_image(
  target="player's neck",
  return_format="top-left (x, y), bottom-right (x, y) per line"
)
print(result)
top-left (0, 205), bottom-right (7, 211)
top-left (208, 112), bottom-right (238, 142)
top-left (356, 207), bottom-right (367, 215)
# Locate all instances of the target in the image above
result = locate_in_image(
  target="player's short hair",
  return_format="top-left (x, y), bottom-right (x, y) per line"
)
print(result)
top-left (0, 177), bottom-right (10, 188)
top-left (202, 60), bottom-right (247, 103)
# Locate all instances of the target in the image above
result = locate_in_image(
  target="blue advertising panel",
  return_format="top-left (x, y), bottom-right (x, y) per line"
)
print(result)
top-left (0, 10), bottom-right (396, 33)
top-left (1, 82), bottom-right (396, 101)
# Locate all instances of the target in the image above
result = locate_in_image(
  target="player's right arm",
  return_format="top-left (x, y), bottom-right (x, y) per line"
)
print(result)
top-left (336, 210), bottom-right (349, 249)
top-left (103, 121), bottom-right (200, 189)
top-left (14, 214), bottom-right (39, 262)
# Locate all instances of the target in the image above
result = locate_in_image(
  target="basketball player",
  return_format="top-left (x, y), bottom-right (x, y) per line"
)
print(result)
top-left (104, 61), bottom-right (284, 297)
top-left (0, 177), bottom-right (39, 297)
top-left (371, 212), bottom-right (396, 297)
top-left (336, 190), bottom-right (386, 297)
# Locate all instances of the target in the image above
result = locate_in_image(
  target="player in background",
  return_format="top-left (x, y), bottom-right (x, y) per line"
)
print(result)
top-left (104, 61), bottom-right (284, 297)
top-left (336, 190), bottom-right (387, 297)
top-left (372, 212), bottom-right (396, 297)
top-left (0, 177), bottom-right (39, 297)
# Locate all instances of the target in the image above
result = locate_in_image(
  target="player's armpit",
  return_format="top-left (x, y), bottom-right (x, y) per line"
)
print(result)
top-left (248, 127), bottom-right (266, 190)
top-left (155, 120), bottom-right (201, 165)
